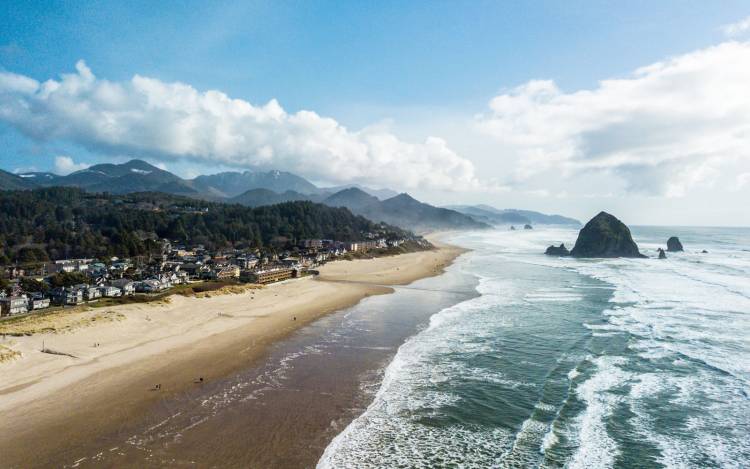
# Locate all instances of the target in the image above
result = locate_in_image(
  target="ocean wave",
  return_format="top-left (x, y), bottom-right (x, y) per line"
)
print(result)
top-left (320, 227), bottom-right (750, 468)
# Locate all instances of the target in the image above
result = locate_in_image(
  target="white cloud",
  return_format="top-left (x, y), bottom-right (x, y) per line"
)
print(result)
top-left (0, 61), bottom-right (486, 191)
top-left (722, 16), bottom-right (750, 37)
top-left (54, 155), bottom-right (89, 175)
top-left (476, 41), bottom-right (750, 197)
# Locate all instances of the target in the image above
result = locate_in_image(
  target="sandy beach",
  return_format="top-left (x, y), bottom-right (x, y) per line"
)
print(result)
top-left (0, 240), bottom-right (464, 468)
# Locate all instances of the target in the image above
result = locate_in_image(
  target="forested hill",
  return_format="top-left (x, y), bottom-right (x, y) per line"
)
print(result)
top-left (0, 188), bottom-right (406, 264)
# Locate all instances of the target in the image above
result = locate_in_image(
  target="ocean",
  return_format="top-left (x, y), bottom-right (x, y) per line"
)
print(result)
top-left (319, 226), bottom-right (750, 468)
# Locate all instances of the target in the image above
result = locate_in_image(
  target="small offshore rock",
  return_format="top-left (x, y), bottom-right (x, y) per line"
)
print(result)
top-left (545, 243), bottom-right (570, 256)
top-left (667, 237), bottom-right (684, 252)
top-left (658, 248), bottom-right (667, 259)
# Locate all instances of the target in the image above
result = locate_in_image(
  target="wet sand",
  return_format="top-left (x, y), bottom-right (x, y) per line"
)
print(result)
top-left (0, 241), bottom-right (465, 468)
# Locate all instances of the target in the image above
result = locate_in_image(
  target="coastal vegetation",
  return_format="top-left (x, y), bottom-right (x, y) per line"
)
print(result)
top-left (0, 187), bottom-right (408, 264)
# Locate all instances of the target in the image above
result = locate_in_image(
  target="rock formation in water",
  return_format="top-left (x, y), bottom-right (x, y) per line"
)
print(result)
top-left (702, 250), bottom-right (708, 253)
top-left (667, 236), bottom-right (684, 252)
top-left (510, 226), bottom-right (516, 231)
top-left (545, 243), bottom-right (570, 256)
top-left (658, 248), bottom-right (667, 259)
top-left (569, 211), bottom-right (646, 258)
top-left (524, 224), bottom-right (533, 230)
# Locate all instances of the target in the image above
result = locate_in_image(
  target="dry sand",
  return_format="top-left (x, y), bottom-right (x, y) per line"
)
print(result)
top-left (0, 241), bottom-right (464, 467)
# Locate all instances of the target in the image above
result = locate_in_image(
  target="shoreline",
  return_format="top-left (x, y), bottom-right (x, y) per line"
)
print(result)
top-left (0, 238), bottom-right (466, 467)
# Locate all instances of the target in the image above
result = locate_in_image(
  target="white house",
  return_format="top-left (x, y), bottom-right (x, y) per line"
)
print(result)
top-left (98, 285), bottom-right (122, 297)
top-left (110, 279), bottom-right (136, 295)
top-left (0, 293), bottom-right (28, 316)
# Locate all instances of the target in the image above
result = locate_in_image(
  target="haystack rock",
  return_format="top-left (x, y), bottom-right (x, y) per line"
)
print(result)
top-left (545, 243), bottom-right (570, 256)
top-left (658, 248), bottom-right (667, 259)
top-left (569, 212), bottom-right (646, 258)
top-left (667, 237), bottom-right (684, 252)
top-left (524, 224), bottom-right (533, 230)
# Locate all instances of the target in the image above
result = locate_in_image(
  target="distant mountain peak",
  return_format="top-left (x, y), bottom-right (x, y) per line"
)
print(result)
top-left (121, 158), bottom-right (157, 169)
top-left (389, 193), bottom-right (418, 203)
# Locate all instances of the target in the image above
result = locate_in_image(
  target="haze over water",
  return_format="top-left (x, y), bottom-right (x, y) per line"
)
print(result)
top-left (320, 227), bottom-right (750, 468)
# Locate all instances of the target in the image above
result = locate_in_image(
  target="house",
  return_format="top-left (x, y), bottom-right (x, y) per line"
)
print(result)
top-left (232, 255), bottom-right (259, 270)
top-left (0, 293), bottom-right (28, 316)
top-left (180, 263), bottom-right (209, 279)
top-left (280, 257), bottom-right (301, 268)
top-left (88, 263), bottom-right (108, 277)
top-left (175, 271), bottom-right (189, 284)
top-left (135, 279), bottom-right (165, 293)
top-left (110, 261), bottom-right (131, 272)
top-left (110, 279), bottom-right (135, 295)
top-left (51, 287), bottom-right (84, 306)
top-left (156, 274), bottom-right (173, 289)
top-left (215, 265), bottom-right (240, 279)
top-left (98, 285), bottom-right (122, 297)
top-left (79, 285), bottom-right (101, 301)
top-left (28, 293), bottom-right (50, 311)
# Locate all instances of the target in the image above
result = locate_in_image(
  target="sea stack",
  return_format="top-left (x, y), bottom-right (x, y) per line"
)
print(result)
top-left (510, 226), bottom-right (516, 231)
top-left (658, 248), bottom-right (667, 259)
top-left (524, 224), bottom-right (533, 230)
top-left (667, 237), bottom-right (684, 252)
top-left (545, 243), bottom-right (570, 256)
top-left (569, 211), bottom-right (646, 258)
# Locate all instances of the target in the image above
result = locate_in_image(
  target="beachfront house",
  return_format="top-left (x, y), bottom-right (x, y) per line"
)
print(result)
top-left (110, 279), bottom-right (135, 296)
top-left (98, 285), bottom-right (122, 297)
top-left (135, 278), bottom-right (171, 293)
top-left (135, 279), bottom-right (160, 293)
top-left (51, 287), bottom-right (84, 306)
top-left (80, 285), bottom-right (101, 301)
top-left (0, 292), bottom-right (29, 316)
top-left (27, 293), bottom-right (51, 311)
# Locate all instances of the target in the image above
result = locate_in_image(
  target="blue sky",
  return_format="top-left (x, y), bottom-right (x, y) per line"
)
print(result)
top-left (2, 1), bottom-right (750, 224)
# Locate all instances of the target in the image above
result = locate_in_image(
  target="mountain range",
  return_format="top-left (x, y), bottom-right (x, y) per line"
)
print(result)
top-left (0, 169), bottom-right (38, 190)
top-left (319, 189), bottom-right (487, 232)
top-left (2, 159), bottom-right (578, 231)
top-left (16, 160), bottom-right (392, 200)
top-left (445, 204), bottom-right (580, 226)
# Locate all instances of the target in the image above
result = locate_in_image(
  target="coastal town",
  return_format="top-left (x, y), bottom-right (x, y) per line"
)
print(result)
top-left (0, 234), bottom-right (427, 318)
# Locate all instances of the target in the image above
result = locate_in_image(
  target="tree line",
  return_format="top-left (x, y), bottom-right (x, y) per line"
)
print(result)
top-left (0, 188), bottom-right (404, 265)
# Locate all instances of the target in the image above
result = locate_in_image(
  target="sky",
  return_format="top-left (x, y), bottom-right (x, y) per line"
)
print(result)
top-left (2, 1), bottom-right (750, 226)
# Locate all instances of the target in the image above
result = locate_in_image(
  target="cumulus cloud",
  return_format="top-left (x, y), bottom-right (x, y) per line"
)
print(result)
top-left (476, 41), bottom-right (750, 197)
top-left (0, 61), bottom-right (485, 191)
top-left (722, 16), bottom-right (750, 37)
top-left (54, 155), bottom-right (90, 175)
